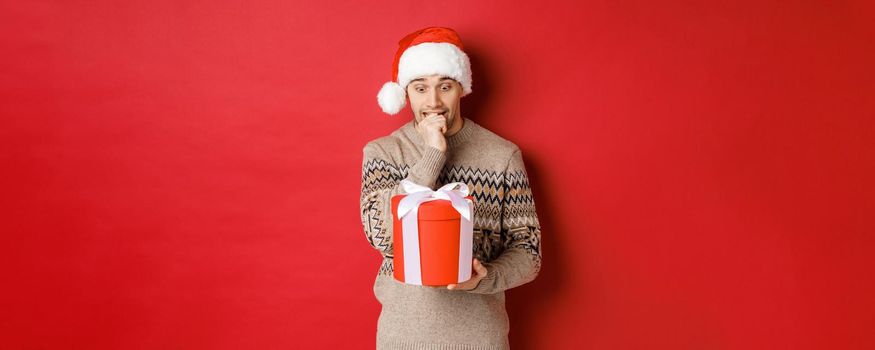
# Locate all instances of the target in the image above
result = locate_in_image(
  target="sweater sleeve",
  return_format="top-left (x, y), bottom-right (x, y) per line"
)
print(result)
top-left (468, 147), bottom-right (542, 294)
top-left (360, 141), bottom-right (447, 257)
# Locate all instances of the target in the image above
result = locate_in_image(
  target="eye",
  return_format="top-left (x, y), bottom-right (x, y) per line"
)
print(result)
top-left (441, 85), bottom-right (451, 91)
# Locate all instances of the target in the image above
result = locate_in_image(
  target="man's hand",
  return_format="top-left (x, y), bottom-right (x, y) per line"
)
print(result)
top-left (415, 113), bottom-right (447, 152)
top-left (447, 258), bottom-right (488, 291)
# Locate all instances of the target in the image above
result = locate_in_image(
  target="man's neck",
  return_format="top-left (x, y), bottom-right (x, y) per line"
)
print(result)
top-left (446, 116), bottom-right (464, 136)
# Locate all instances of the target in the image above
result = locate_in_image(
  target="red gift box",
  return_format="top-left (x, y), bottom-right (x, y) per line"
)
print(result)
top-left (391, 188), bottom-right (474, 286)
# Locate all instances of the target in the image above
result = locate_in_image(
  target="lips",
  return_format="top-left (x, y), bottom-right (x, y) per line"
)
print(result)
top-left (424, 111), bottom-right (447, 117)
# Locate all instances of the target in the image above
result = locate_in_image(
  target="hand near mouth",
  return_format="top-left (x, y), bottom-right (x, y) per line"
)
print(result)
top-left (416, 113), bottom-right (448, 152)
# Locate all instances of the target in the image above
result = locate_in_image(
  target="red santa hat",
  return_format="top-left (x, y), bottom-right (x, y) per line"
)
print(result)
top-left (376, 27), bottom-right (473, 115)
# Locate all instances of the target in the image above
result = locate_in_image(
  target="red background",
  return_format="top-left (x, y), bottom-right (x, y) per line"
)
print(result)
top-left (2, 1), bottom-right (873, 349)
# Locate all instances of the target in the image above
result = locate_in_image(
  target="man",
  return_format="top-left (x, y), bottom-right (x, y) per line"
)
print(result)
top-left (360, 27), bottom-right (542, 349)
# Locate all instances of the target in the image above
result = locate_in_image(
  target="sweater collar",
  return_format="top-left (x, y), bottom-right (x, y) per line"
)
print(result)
top-left (402, 117), bottom-right (476, 149)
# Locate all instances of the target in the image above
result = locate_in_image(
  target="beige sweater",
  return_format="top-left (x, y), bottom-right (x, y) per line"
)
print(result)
top-left (360, 117), bottom-right (542, 349)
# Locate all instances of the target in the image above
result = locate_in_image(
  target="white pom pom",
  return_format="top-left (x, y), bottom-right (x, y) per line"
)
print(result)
top-left (377, 81), bottom-right (406, 115)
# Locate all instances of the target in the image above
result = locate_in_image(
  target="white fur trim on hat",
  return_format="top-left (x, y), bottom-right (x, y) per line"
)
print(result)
top-left (377, 81), bottom-right (406, 115)
top-left (397, 42), bottom-right (473, 96)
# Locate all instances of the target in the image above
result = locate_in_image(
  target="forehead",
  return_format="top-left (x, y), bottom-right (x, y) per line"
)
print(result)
top-left (410, 76), bottom-right (456, 84)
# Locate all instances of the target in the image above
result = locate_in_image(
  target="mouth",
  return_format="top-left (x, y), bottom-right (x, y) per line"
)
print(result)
top-left (423, 111), bottom-right (448, 118)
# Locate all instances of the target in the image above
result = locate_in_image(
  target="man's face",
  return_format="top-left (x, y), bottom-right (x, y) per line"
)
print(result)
top-left (407, 74), bottom-right (462, 127)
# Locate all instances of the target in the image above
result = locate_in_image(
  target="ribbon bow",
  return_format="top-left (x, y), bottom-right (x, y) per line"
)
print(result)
top-left (398, 180), bottom-right (473, 221)
top-left (396, 179), bottom-right (474, 285)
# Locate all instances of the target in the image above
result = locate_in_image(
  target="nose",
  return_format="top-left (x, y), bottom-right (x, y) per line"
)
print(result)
top-left (426, 89), bottom-right (443, 109)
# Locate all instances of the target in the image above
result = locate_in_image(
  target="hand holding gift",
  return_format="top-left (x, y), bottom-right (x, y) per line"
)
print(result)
top-left (446, 258), bottom-right (488, 291)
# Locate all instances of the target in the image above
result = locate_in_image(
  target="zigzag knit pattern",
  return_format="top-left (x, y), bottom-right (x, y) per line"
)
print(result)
top-left (361, 159), bottom-right (542, 276)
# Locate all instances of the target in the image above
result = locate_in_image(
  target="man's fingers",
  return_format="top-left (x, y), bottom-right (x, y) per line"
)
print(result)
top-left (446, 260), bottom-right (488, 291)
top-left (473, 259), bottom-right (487, 276)
top-left (423, 114), bottom-right (446, 123)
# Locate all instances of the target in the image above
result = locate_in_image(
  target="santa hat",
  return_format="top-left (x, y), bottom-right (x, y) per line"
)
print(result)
top-left (376, 27), bottom-right (473, 115)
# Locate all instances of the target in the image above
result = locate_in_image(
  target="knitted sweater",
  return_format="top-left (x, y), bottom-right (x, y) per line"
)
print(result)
top-left (359, 117), bottom-right (542, 350)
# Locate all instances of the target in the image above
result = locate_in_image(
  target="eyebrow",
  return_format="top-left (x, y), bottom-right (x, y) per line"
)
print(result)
top-left (410, 77), bottom-right (455, 83)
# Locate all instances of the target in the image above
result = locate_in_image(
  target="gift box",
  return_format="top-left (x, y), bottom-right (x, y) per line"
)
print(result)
top-left (391, 180), bottom-right (474, 286)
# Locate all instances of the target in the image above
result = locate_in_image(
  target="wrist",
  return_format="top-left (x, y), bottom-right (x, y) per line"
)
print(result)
top-left (407, 145), bottom-right (447, 188)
